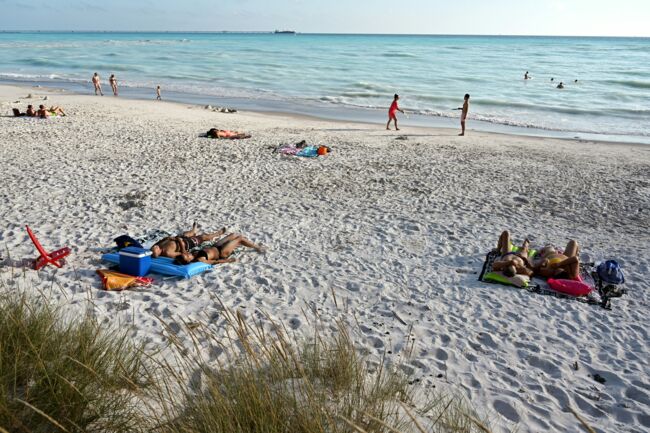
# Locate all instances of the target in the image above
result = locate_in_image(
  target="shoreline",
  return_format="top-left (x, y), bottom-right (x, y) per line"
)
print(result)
top-left (3, 80), bottom-right (648, 147)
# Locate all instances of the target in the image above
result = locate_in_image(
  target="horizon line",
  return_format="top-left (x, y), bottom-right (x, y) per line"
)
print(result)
top-left (0, 30), bottom-right (649, 38)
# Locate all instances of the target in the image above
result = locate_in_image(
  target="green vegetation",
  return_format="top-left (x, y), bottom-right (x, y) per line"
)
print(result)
top-left (0, 289), bottom-right (492, 433)
top-left (0, 293), bottom-right (151, 433)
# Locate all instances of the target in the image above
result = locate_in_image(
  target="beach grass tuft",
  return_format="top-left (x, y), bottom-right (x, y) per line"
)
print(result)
top-left (0, 292), bottom-right (152, 433)
top-left (0, 288), bottom-right (492, 433)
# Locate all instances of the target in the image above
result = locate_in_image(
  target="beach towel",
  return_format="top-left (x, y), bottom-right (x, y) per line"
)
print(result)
top-left (478, 249), bottom-right (606, 307)
top-left (97, 269), bottom-right (153, 291)
top-left (101, 253), bottom-right (212, 279)
top-left (277, 142), bottom-right (329, 157)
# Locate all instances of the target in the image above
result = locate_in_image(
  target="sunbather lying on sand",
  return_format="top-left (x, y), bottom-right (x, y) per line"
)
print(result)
top-left (492, 230), bottom-right (533, 277)
top-left (176, 233), bottom-right (265, 265)
top-left (151, 222), bottom-right (226, 259)
top-left (206, 128), bottom-right (251, 139)
top-left (533, 241), bottom-right (580, 280)
top-left (37, 105), bottom-right (67, 118)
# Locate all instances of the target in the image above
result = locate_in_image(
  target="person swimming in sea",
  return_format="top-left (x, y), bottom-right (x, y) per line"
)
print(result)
top-left (386, 94), bottom-right (405, 131)
top-left (524, 71), bottom-right (530, 80)
top-left (557, 82), bottom-right (565, 89)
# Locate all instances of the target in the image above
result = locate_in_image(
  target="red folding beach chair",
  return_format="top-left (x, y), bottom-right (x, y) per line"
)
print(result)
top-left (26, 225), bottom-right (71, 270)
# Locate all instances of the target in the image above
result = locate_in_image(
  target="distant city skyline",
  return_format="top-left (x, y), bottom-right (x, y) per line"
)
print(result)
top-left (0, 0), bottom-right (649, 37)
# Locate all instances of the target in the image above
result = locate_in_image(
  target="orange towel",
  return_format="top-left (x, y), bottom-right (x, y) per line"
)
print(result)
top-left (96, 269), bottom-right (153, 291)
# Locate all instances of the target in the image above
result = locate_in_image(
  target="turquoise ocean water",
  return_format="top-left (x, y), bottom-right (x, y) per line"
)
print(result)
top-left (1, 32), bottom-right (649, 143)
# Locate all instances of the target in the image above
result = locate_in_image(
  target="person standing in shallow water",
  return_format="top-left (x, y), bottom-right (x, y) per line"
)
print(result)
top-left (109, 74), bottom-right (118, 96)
top-left (458, 94), bottom-right (470, 136)
top-left (92, 72), bottom-right (103, 96)
top-left (156, 85), bottom-right (162, 100)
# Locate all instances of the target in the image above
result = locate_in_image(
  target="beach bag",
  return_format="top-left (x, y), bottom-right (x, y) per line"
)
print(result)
top-left (593, 260), bottom-right (626, 309)
top-left (114, 235), bottom-right (143, 250)
top-left (596, 260), bottom-right (624, 285)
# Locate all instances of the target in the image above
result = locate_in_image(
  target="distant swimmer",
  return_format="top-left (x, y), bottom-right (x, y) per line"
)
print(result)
top-left (458, 93), bottom-right (470, 136)
top-left (109, 74), bottom-right (118, 96)
top-left (524, 71), bottom-right (530, 80)
top-left (574, 79), bottom-right (579, 83)
top-left (92, 72), bottom-right (103, 96)
top-left (156, 85), bottom-right (162, 100)
top-left (551, 77), bottom-right (555, 82)
top-left (386, 94), bottom-right (405, 131)
top-left (557, 82), bottom-right (565, 89)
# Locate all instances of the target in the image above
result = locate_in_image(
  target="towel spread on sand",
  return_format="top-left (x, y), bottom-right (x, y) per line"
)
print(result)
top-left (478, 250), bottom-right (607, 307)
top-left (277, 143), bottom-right (324, 157)
top-left (97, 269), bottom-right (153, 291)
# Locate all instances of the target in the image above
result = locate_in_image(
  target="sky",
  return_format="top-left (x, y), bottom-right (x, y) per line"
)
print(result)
top-left (0, 0), bottom-right (649, 37)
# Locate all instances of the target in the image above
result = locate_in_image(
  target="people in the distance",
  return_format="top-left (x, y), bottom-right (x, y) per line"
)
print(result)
top-left (36, 105), bottom-right (66, 118)
top-left (109, 74), bottom-right (118, 96)
top-left (92, 72), bottom-right (103, 96)
top-left (386, 94), bottom-right (405, 131)
top-left (458, 93), bottom-right (470, 136)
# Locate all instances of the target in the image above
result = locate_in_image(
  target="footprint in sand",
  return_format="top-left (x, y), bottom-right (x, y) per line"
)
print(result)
top-left (288, 317), bottom-right (301, 330)
top-left (493, 399), bottom-right (521, 423)
top-left (435, 348), bottom-right (449, 361)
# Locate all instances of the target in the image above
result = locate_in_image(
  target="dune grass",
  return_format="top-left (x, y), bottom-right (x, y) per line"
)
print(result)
top-left (0, 287), bottom-right (493, 433)
top-left (156, 308), bottom-right (492, 433)
top-left (0, 292), bottom-right (152, 433)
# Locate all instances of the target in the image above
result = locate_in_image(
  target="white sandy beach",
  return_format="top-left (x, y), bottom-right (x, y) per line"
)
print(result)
top-left (1, 84), bottom-right (649, 432)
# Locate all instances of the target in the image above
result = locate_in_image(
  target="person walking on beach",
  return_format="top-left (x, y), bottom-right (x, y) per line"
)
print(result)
top-left (109, 74), bottom-right (118, 96)
top-left (458, 94), bottom-right (470, 136)
top-left (156, 85), bottom-right (162, 100)
top-left (386, 94), bottom-right (404, 131)
top-left (92, 72), bottom-right (103, 96)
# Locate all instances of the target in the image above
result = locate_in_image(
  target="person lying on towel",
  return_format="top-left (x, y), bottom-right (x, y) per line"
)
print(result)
top-left (151, 222), bottom-right (225, 260)
top-left (492, 230), bottom-right (534, 277)
top-left (532, 241), bottom-right (580, 280)
top-left (206, 128), bottom-right (251, 139)
top-left (176, 233), bottom-right (265, 265)
top-left (37, 105), bottom-right (67, 118)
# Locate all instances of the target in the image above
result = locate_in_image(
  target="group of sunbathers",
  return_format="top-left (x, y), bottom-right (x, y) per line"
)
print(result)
top-left (13, 104), bottom-right (66, 118)
top-left (150, 222), bottom-right (265, 265)
top-left (492, 230), bottom-right (580, 280)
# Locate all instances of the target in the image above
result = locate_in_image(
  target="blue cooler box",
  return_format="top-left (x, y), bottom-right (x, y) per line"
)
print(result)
top-left (119, 247), bottom-right (152, 276)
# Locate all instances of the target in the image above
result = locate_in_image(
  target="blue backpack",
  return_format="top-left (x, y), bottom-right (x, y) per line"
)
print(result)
top-left (596, 260), bottom-right (625, 285)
